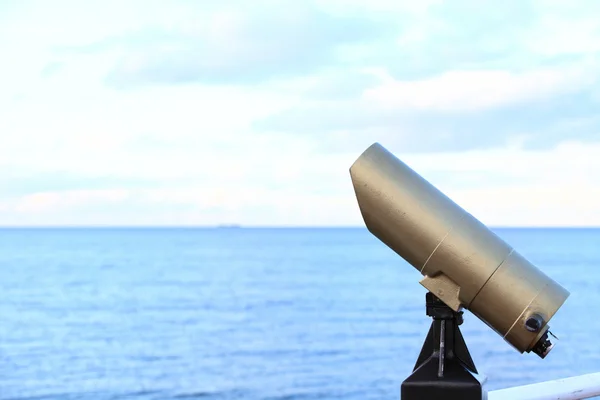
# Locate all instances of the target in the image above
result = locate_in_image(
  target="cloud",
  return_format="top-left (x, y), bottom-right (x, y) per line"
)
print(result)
top-left (2, 0), bottom-right (600, 226)
top-left (363, 64), bottom-right (596, 112)
top-left (54, 0), bottom-right (574, 88)
top-left (254, 83), bottom-right (600, 154)
top-left (0, 172), bottom-right (164, 197)
top-left (270, 69), bottom-right (383, 101)
top-left (13, 189), bottom-right (129, 213)
top-left (309, 0), bottom-right (600, 82)
top-left (2, 141), bottom-right (600, 227)
top-left (95, 3), bottom-right (391, 87)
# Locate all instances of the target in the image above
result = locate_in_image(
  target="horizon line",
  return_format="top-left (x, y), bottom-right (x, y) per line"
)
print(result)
top-left (1, 225), bottom-right (600, 229)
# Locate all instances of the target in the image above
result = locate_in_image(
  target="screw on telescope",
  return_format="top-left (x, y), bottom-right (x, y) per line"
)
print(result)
top-left (525, 314), bottom-right (544, 332)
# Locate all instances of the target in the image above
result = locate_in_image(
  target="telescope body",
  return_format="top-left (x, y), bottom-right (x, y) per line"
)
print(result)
top-left (350, 143), bottom-right (569, 356)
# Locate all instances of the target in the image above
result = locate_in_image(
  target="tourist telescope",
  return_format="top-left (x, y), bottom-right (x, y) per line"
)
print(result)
top-left (349, 142), bottom-right (600, 400)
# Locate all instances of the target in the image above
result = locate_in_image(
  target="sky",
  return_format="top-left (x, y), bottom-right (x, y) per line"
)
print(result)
top-left (1, 0), bottom-right (600, 227)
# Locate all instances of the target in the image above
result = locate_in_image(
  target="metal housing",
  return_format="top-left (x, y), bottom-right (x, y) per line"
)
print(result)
top-left (350, 142), bottom-right (569, 354)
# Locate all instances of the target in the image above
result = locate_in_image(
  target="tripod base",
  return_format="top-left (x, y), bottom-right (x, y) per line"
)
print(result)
top-left (401, 293), bottom-right (487, 400)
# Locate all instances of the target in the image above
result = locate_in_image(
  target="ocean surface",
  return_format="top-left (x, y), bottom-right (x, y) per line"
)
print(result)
top-left (1, 227), bottom-right (599, 399)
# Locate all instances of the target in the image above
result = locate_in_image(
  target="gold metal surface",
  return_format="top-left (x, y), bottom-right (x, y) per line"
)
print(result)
top-left (349, 142), bottom-right (570, 354)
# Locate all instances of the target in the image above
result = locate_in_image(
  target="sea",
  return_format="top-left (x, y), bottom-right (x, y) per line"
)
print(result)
top-left (1, 227), bottom-right (599, 399)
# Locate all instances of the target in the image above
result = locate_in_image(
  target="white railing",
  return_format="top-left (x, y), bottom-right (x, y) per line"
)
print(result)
top-left (488, 372), bottom-right (600, 400)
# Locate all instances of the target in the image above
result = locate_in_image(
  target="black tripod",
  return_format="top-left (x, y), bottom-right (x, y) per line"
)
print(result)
top-left (401, 292), bottom-right (487, 399)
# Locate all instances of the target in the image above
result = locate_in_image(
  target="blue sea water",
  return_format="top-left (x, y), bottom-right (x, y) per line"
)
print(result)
top-left (0, 227), bottom-right (599, 399)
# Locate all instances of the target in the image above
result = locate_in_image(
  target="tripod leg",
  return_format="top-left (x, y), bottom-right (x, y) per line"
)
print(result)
top-left (454, 323), bottom-right (477, 374)
top-left (438, 320), bottom-right (446, 378)
top-left (413, 323), bottom-right (435, 371)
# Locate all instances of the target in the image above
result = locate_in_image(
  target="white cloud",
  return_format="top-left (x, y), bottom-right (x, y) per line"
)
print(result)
top-left (317, 0), bottom-right (442, 15)
top-left (13, 189), bottom-right (129, 213)
top-left (525, 16), bottom-right (600, 56)
top-left (400, 141), bottom-right (600, 226)
top-left (363, 65), bottom-right (597, 112)
top-left (0, 76), bottom-right (299, 178)
top-left (449, 184), bottom-right (600, 227)
top-left (2, 141), bottom-right (599, 226)
top-left (1, 0), bottom-right (600, 226)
